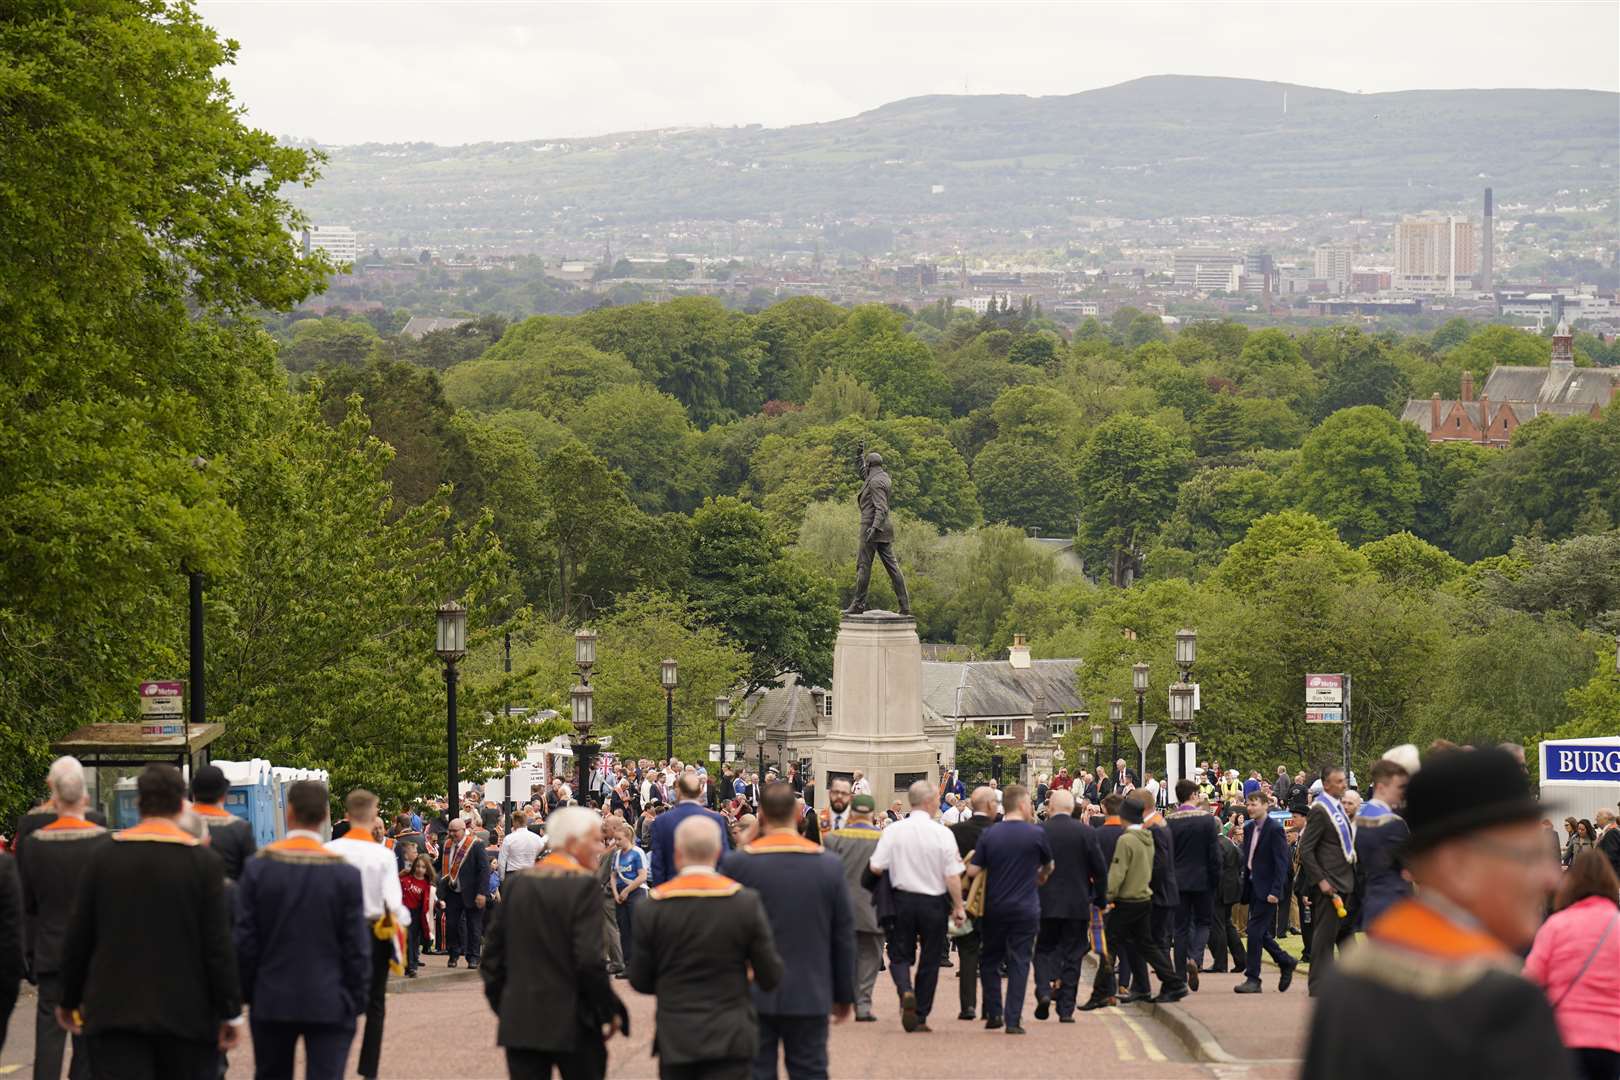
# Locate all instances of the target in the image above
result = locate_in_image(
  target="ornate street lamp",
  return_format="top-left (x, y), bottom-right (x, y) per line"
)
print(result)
top-left (754, 719), bottom-right (767, 780)
top-left (1110, 694), bottom-right (1125, 773)
top-left (660, 658), bottom-right (678, 762)
top-left (574, 627), bottom-right (597, 673)
top-left (571, 627), bottom-right (598, 805)
top-left (436, 601), bottom-right (468, 808)
top-left (715, 694), bottom-right (732, 769)
top-left (1176, 629), bottom-right (1197, 678)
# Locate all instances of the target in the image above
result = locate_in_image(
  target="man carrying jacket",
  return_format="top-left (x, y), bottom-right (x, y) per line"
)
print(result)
top-left (1234, 791), bottom-right (1297, 994)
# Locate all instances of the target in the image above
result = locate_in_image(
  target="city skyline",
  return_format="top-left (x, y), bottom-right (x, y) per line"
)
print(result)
top-left (200, 1), bottom-right (1620, 145)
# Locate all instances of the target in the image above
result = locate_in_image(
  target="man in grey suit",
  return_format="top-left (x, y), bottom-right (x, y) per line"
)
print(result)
top-left (845, 447), bottom-right (910, 616)
top-left (1298, 765), bottom-right (1357, 995)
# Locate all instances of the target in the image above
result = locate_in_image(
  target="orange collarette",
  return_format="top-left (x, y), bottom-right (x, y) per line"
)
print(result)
top-left (1103, 815), bottom-right (1122, 826)
top-left (539, 852), bottom-right (588, 873)
top-left (265, 836), bottom-right (332, 855)
top-left (340, 829), bottom-right (379, 843)
top-left (1369, 899), bottom-right (1509, 961)
top-left (42, 815), bottom-right (99, 832)
top-left (652, 872), bottom-right (742, 899)
top-left (116, 818), bottom-right (199, 846)
top-left (744, 832), bottom-right (822, 854)
top-left (192, 803), bottom-right (233, 819)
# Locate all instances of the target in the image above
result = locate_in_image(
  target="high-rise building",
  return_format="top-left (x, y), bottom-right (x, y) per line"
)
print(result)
top-left (1479, 188), bottom-right (1495, 291)
top-left (1394, 216), bottom-right (1476, 295)
top-left (301, 225), bottom-right (359, 268)
top-left (1312, 244), bottom-right (1354, 293)
top-left (1173, 249), bottom-right (1243, 292)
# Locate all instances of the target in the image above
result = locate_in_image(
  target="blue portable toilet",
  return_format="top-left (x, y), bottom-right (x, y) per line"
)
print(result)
top-left (270, 765), bottom-right (332, 841)
top-left (214, 759), bottom-right (279, 848)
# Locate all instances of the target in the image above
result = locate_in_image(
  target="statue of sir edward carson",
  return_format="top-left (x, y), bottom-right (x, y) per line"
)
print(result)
top-left (844, 442), bottom-right (911, 617)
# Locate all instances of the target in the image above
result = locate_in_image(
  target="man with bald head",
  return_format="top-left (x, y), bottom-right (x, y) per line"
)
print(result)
top-left (634, 817), bottom-right (783, 1080)
top-left (1031, 789), bottom-right (1107, 1021)
top-left (948, 785), bottom-right (997, 1020)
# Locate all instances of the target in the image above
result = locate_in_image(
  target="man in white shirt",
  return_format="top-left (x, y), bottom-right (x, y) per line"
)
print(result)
top-left (852, 771), bottom-right (872, 797)
top-left (500, 809), bottom-right (544, 885)
top-left (326, 789), bottom-right (409, 1080)
top-left (941, 793), bottom-right (965, 826)
top-left (868, 780), bottom-right (966, 1033)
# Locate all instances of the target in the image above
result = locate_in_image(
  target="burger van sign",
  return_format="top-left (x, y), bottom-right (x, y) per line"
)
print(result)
top-left (1540, 738), bottom-right (1620, 785)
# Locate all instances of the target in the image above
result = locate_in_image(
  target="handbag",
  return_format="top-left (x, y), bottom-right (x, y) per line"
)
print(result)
top-left (1548, 911), bottom-right (1618, 1009)
top-left (963, 849), bottom-right (988, 919)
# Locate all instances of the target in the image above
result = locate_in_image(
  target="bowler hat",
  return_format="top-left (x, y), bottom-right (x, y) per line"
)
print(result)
top-left (1402, 747), bottom-right (1540, 856)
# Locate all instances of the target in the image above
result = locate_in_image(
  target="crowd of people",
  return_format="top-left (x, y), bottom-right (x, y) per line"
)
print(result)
top-left (0, 742), bottom-right (1615, 1080)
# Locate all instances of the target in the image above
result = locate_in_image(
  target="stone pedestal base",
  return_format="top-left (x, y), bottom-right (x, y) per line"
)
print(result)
top-left (816, 611), bottom-right (937, 813)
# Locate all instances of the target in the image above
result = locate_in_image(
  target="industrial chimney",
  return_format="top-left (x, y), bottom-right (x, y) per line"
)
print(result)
top-left (1480, 188), bottom-right (1495, 292)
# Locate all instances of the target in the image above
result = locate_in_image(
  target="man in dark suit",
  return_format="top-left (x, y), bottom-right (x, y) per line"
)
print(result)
top-left (821, 796), bottom-right (884, 1022)
top-left (18, 755), bottom-right (110, 1080)
top-left (440, 816), bottom-right (493, 969)
top-left (1299, 765), bottom-right (1357, 994)
top-left (633, 815), bottom-right (784, 1079)
top-left (483, 805), bottom-right (628, 1080)
top-left (1593, 806), bottom-right (1620, 880)
top-left (948, 786), bottom-right (995, 1021)
top-left (1166, 780), bottom-right (1222, 990)
top-left (0, 852), bottom-right (19, 1060)
top-left (721, 782), bottom-right (854, 1080)
top-left (58, 764), bottom-right (242, 1079)
top-left (1234, 791), bottom-right (1297, 994)
top-left (188, 765), bottom-right (256, 881)
top-left (1354, 759), bottom-right (1412, 927)
top-left (649, 773), bottom-right (732, 887)
top-left (1207, 826), bottom-right (1247, 974)
top-left (1031, 790), bottom-right (1106, 1022)
top-left (235, 780), bottom-right (369, 1079)
top-left (843, 448), bottom-right (909, 615)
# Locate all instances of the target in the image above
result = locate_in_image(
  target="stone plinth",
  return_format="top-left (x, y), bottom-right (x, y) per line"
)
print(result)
top-left (816, 611), bottom-right (938, 813)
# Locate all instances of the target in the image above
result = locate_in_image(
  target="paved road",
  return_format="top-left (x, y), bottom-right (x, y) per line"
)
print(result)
top-left (1, 960), bottom-right (1305, 1078)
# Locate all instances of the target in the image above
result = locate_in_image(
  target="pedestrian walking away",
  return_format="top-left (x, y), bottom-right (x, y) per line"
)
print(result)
top-left (721, 781), bottom-right (856, 1080)
top-left (1030, 789), bottom-right (1106, 1023)
top-left (236, 780), bottom-right (370, 1080)
top-left (867, 780), bottom-right (966, 1035)
top-left (821, 795), bottom-right (887, 1022)
top-left (966, 785), bottom-right (1053, 1034)
top-left (632, 816), bottom-right (784, 1080)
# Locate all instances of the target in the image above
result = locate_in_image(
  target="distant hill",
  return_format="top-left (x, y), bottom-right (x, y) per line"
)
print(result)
top-left (292, 75), bottom-right (1618, 245)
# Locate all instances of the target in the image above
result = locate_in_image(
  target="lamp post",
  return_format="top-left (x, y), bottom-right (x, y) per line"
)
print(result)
top-left (1109, 696), bottom-right (1124, 775)
top-left (502, 630), bottom-right (513, 822)
top-left (1132, 662), bottom-right (1149, 781)
top-left (1171, 628), bottom-right (1197, 785)
top-left (755, 720), bottom-right (766, 781)
top-left (186, 456), bottom-right (210, 755)
top-left (436, 601), bottom-right (468, 810)
top-left (573, 628), bottom-right (597, 805)
top-left (715, 694), bottom-right (731, 771)
top-left (1090, 721), bottom-right (1104, 776)
top-left (660, 658), bottom-right (678, 762)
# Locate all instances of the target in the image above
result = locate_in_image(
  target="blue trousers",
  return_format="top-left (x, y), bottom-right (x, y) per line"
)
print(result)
top-left (1174, 889), bottom-right (1214, 974)
top-left (753, 1014), bottom-right (828, 1080)
top-left (249, 1019), bottom-right (355, 1080)
top-left (1244, 898), bottom-right (1291, 981)
top-left (979, 913), bottom-right (1038, 1026)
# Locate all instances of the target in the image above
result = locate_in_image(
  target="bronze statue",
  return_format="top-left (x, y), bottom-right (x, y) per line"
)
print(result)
top-left (845, 443), bottom-right (911, 616)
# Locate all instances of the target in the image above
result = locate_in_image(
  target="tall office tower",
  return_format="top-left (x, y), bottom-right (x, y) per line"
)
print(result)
top-left (1394, 216), bottom-right (1476, 295)
top-left (1479, 188), bottom-right (1495, 291)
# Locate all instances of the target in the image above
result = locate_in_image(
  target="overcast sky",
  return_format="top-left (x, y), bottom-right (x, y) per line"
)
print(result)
top-left (200, 1), bottom-right (1620, 145)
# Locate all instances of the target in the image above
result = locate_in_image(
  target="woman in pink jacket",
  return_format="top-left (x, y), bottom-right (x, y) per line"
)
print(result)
top-left (1525, 850), bottom-right (1620, 1080)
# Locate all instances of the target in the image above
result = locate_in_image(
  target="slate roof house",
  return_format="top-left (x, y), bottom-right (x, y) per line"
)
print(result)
top-left (1400, 322), bottom-right (1619, 446)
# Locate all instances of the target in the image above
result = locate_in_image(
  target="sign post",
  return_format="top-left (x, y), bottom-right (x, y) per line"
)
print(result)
top-left (139, 681), bottom-right (185, 737)
top-left (1305, 673), bottom-right (1352, 779)
top-left (1128, 722), bottom-right (1157, 792)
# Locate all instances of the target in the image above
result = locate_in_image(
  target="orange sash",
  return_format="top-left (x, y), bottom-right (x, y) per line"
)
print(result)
top-left (115, 818), bottom-right (198, 846)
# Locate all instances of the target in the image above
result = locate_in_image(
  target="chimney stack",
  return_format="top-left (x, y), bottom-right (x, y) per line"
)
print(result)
top-left (1461, 369), bottom-right (1474, 402)
top-left (1478, 393), bottom-right (1490, 443)
top-left (1480, 187), bottom-right (1494, 292)
top-left (1430, 392), bottom-right (1441, 430)
top-left (1008, 634), bottom-right (1031, 670)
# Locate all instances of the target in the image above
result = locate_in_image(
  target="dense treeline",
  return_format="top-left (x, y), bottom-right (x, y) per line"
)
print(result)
top-left (3, 4), bottom-right (1615, 822)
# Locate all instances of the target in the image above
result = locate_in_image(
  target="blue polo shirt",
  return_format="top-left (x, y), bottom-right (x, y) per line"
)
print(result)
top-left (972, 819), bottom-right (1053, 920)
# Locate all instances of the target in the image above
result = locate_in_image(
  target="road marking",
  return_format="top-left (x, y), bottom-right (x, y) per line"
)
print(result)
top-left (0, 1066), bottom-right (22, 1075)
top-left (1120, 1011), bottom-right (1168, 1062)
top-left (1104, 1012), bottom-right (1137, 1061)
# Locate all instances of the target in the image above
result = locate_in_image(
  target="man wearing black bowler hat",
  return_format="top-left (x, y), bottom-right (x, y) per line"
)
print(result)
top-left (1301, 747), bottom-right (1573, 1080)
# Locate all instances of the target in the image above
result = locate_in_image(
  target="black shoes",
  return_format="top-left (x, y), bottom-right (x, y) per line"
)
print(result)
top-left (1278, 958), bottom-right (1298, 993)
top-left (1120, 991), bottom-right (1153, 1004)
top-left (1233, 978), bottom-right (1263, 994)
top-left (1187, 963), bottom-right (1200, 992)
top-left (1152, 986), bottom-right (1189, 1004)
top-left (1033, 998), bottom-right (1050, 1021)
top-left (1058, 1015), bottom-right (1076, 1023)
top-left (958, 1010), bottom-right (977, 1021)
top-left (1005, 1025), bottom-right (1026, 1035)
top-left (1079, 997), bottom-right (1116, 1011)
top-left (446, 957), bottom-right (458, 968)
top-left (900, 991), bottom-right (919, 1032)
top-left (855, 1013), bottom-right (877, 1023)
top-left (466, 960), bottom-right (479, 970)
top-left (984, 1015), bottom-right (1004, 1030)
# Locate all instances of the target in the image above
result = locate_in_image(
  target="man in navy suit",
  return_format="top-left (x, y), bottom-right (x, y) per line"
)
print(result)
top-left (440, 816), bottom-right (493, 968)
top-left (1234, 791), bottom-right (1298, 994)
top-left (235, 780), bottom-right (370, 1080)
top-left (649, 772), bottom-right (732, 887)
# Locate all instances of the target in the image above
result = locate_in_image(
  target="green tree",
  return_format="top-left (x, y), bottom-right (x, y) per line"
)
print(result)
top-left (753, 296), bottom-right (849, 403)
top-left (1210, 511), bottom-right (1367, 592)
top-left (569, 384), bottom-right (709, 513)
top-left (0, 0), bottom-right (327, 817)
top-left (1125, 313), bottom-right (1167, 348)
top-left (1228, 329), bottom-right (1319, 413)
top-left (1075, 416), bottom-right (1192, 586)
top-left (1290, 406), bottom-right (1425, 544)
top-left (1158, 466), bottom-right (1282, 566)
top-left (954, 726), bottom-right (1025, 786)
top-left (1008, 332), bottom-right (1060, 368)
top-left (1314, 336), bottom-right (1411, 420)
top-left (973, 438), bottom-right (1081, 536)
top-left (280, 317), bottom-right (379, 373)
top-left (809, 305), bottom-right (949, 419)
top-left (1358, 532), bottom-right (1464, 590)
top-left (444, 324), bottom-right (640, 416)
top-left (686, 498), bottom-right (840, 694)
top-left (803, 367), bottom-right (879, 423)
